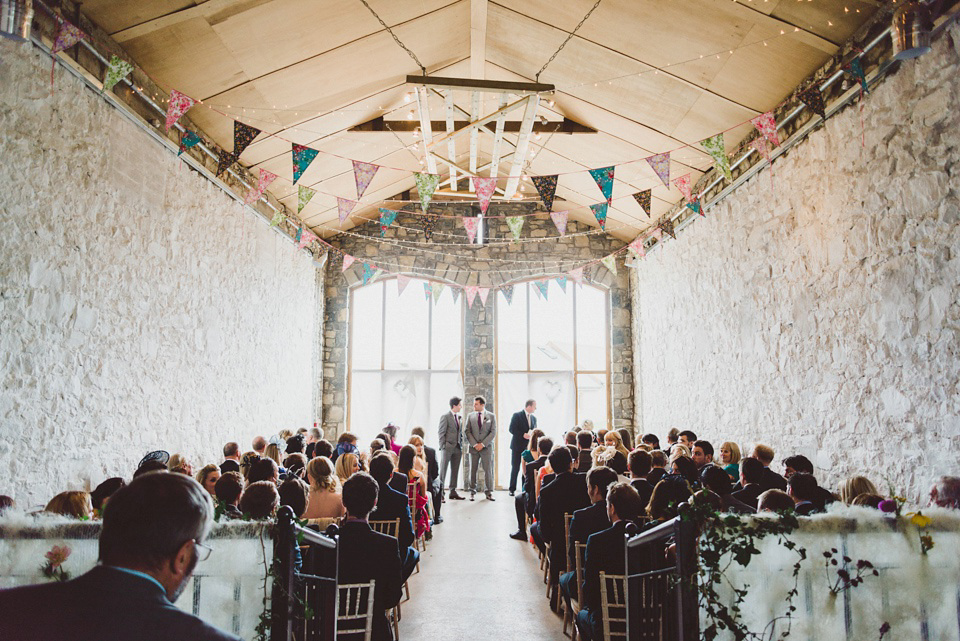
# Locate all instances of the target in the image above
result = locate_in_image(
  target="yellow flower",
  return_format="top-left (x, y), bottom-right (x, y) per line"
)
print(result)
top-left (909, 512), bottom-right (931, 528)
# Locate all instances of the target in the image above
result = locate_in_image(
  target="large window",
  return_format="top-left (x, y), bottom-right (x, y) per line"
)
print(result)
top-left (348, 279), bottom-right (463, 440)
top-left (495, 283), bottom-right (610, 482)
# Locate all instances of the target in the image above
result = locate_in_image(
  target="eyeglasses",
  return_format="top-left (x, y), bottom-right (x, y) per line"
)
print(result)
top-left (193, 540), bottom-right (213, 562)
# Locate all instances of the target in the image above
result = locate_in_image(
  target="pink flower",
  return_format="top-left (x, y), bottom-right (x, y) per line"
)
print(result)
top-left (45, 545), bottom-right (71, 569)
top-left (878, 499), bottom-right (898, 513)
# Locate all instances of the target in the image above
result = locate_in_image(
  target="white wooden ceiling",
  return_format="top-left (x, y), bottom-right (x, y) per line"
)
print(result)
top-left (82, 0), bottom-right (879, 241)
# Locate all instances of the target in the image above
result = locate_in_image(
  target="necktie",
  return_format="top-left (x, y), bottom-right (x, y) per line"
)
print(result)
top-left (477, 412), bottom-right (482, 430)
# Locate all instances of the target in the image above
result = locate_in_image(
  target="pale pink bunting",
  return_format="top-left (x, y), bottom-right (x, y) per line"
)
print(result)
top-left (337, 198), bottom-right (357, 225)
top-left (53, 19), bottom-right (85, 54)
top-left (749, 139), bottom-right (771, 162)
top-left (750, 112), bottom-right (780, 147)
top-left (647, 228), bottom-right (663, 243)
top-left (550, 211), bottom-right (568, 236)
top-left (397, 274), bottom-right (411, 295)
top-left (463, 217), bottom-right (480, 244)
top-left (477, 288), bottom-right (490, 307)
top-left (165, 90), bottom-right (195, 131)
top-left (243, 169), bottom-right (277, 204)
top-left (465, 286), bottom-right (480, 308)
top-left (628, 238), bottom-right (646, 259)
top-left (297, 229), bottom-right (317, 250)
top-left (473, 177), bottom-right (497, 215)
top-left (672, 174), bottom-right (693, 203)
top-left (341, 254), bottom-right (356, 273)
top-left (569, 266), bottom-right (584, 284)
top-left (352, 161), bottom-right (379, 200)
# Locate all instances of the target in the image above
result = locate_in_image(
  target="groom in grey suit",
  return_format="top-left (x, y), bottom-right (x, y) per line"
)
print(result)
top-left (437, 396), bottom-right (465, 500)
top-left (466, 395), bottom-right (497, 501)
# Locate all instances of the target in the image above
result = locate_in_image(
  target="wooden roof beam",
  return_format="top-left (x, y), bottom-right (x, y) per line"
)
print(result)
top-left (406, 74), bottom-right (555, 95)
top-left (349, 116), bottom-right (596, 134)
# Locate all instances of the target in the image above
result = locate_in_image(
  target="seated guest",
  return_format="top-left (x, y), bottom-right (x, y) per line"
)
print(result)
top-left (616, 428), bottom-right (634, 451)
top-left (718, 441), bottom-right (741, 482)
top-left (668, 444), bottom-right (691, 464)
top-left (195, 465), bottom-right (220, 497)
top-left (252, 435), bottom-right (267, 456)
top-left (731, 458), bottom-right (765, 509)
top-left (647, 450), bottom-right (668, 484)
top-left (577, 483), bottom-right (645, 641)
top-left (521, 428), bottom-right (545, 475)
top-left (678, 430), bottom-right (697, 450)
top-left (559, 467), bottom-right (617, 611)
top-left (333, 432), bottom-right (360, 463)
top-left (839, 475), bottom-right (879, 505)
top-left (338, 473), bottom-right (403, 641)
top-left (283, 453), bottom-right (308, 480)
top-left (628, 450), bottom-right (654, 508)
top-left (264, 440), bottom-right (285, 472)
top-left (575, 430), bottom-right (594, 472)
top-left (0, 473), bottom-right (241, 641)
top-left (788, 473), bottom-right (823, 515)
top-left (641, 433), bottom-right (660, 450)
top-left (335, 452), bottom-right (360, 485)
top-left (851, 493), bottom-right (885, 509)
top-left (671, 455), bottom-right (700, 488)
top-left (240, 481), bottom-right (279, 519)
top-left (511, 436), bottom-right (553, 541)
top-left (134, 460), bottom-right (168, 478)
top-left (303, 457), bottom-right (345, 520)
top-left (45, 491), bottom-right (93, 519)
top-left (782, 455), bottom-right (835, 507)
top-left (239, 451), bottom-right (260, 480)
top-left (247, 458), bottom-right (279, 485)
top-left (757, 489), bottom-right (795, 514)
top-left (751, 444), bottom-right (787, 491)
top-left (220, 442), bottom-right (241, 474)
top-left (215, 472), bottom-right (244, 519)
top-left (692, 440), bottom-right (715, 469)
top-left (929, 476), bottom-right (960, 509)
top-left (368, 454), bottom-right (419, 583)
top-left (305, 427), bottom-right (322, 458)
top-left (314, 439), bottom-right (334, 460)
top-left (382, 423), bottom-right (402, 455)
top-left (604, 450), bottom-right (630, 484)
top-left (664, 427), bottom-right (680, 453)
top-left (645, 476), bottom-right (693, 528)
top-left (285, 434), bottom-right (305, 456)
top-left (278, 477), bottom-right (309, 518)
top-left (393, 445), bottom-right (431, 540)
top-left (91, 478), bottom-right (126, 517)
top-left (565, 431), bottom-right (578, 446)
top-left (410, 427), bottom-right (442, 524)
top-left (603, 431), bottom-right (630, 460)
top-left (167, 454), bottom-right (192, 477)
top-left (700, 466), bottom-right (754, 514)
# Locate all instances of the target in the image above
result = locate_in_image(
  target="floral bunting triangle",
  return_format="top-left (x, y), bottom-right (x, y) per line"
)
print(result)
top-left (341, 254), bottom-right (355, 272)
top-left (686, 200), bottom-right (703, 217)
top-left (600, 254), bottom-right (618, 276)
top-left (396, 274), bottom-right (411, 295)
top-left (628, 238), bottom-right (646, 259)
top-left (749, 138), bottom-right (772, 162)
top-left (336, 197), bottom-right (356, 224)
top-left (550, 211), bottom-right (568, 236)
top-left (233, 121), bottom-right (261, 157)
top-left (588, 166), bottom-right (615, 204)
top-left (474, 177), bottom-right (497, 214)
top-left (270, 211), bottom-right (286, 227)
top-left (297, 229), bottom-right (317, 250)
top-left (477, 287), bottom-right (490, 307)
top-left (244, 168), bottom-right (277, 204)
top-left (750, 112), bottom-right (780, 147)
top-left (555, 276), bottom-right (568, 292)
top-left (659, 218), bottom-right (676, 239)
top-left (292, 144), bottom-right (319, 184)
top-left (165, 90), bottom-right (195, 131)
top-left (53, 18), bottom-right (86, 54)
top-left (531, 175), bottom-right (559, 211)
top-left (798, 86), bottom-right (826, 119)
top-left (699, 134), bottom-right (732, 183)
top-left (423, 282), bottom-right (432, 301)
top-left (632, 190), bottom-right (652, 217)
top-left (352, 161), bottom-right (379, 199)
top-left (533, 280), bottom-right (549, 300)
top-left (645, 153), bottom-right (671, 187)
top-left (298, 185), bottom-right (317, 214)
top-left (379, 208), bottom-right (398, 237)
top-left (102, 56), bottom-right (133, 94)
top-left (415, 172), bottom-right (440, 213)
top-left (844, 58), bottom-right (869, 94)
top-left (501, 285), bottom-right (515, 305)
top-left (216, 150), bottom-right (236, 177)
top-left (432, 282), bottom-right (445, 302)
top-left (420, 213), bottom-right (439, 242)
top-left (672, 174), bottom-right (693, 203)
top-left (465, 286), bottom-right (479, 308)
top-left (178, 130), bottom-right (201, 156)
top-left (590, 202), bottom-right (608, 230)
top-left (361, 263), bottom-right (378, 285)
top-left (463, 217), bottom-right (480, 244)
top-left (506, 216), bottom-right (524, 241)
top-left (568, 266), bottom-right (584, 285)
top-left (450, 287), bottom-right (461, 304)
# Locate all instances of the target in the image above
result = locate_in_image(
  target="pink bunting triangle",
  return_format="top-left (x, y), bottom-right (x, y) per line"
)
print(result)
top-left (165, 90), bottom-right (195, 131)
top-left (477, 288), bottom-right (490, 307)
top-left (397, 274), bottom-right (411, 295)
top-left (463, 217), bottom-right (480, 244)
top-left (243, 169), bottom-right (277, 205)
top-left (749, 139), bottom-right (771, 163)
top-left (672, 174), bottom-right (693, 203)
top-left (645, 153), bottom-right (671, 187)
top-left (297, 229), bottom-right (317, 250)
top-left (473, 177), bottom-right (497, 215)
top-left (568, 266), bottom-right (584, 285)
top-left (550, 211), bottom-right (568, 236)
top-left (628, 238), bottom-right (646, 259)
top-left (750, 112), bottom-right (780, 147)
top-left (465, 286), bottom-right (479, 308)
top-left (341, 254), bottom-right (356, 272)
top-left (352, 161), bottom-right (379, 200)
top-left (337, 198), bottom-right (357, 225)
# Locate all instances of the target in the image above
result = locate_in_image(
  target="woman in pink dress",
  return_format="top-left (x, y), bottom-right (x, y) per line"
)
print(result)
top-left (397, 444), bottom-right (430, 539)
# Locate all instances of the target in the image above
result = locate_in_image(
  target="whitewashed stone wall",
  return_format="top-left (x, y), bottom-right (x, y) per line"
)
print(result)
top-left (633, 27), bottom-right (960, 501)
top-left (0, 43), bottom-right (319, 507)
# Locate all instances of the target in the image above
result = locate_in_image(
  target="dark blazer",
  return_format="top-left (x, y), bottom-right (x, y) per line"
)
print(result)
top-left (646, 467), bottom-right (667, 484)
top-left (720, 494), bottom-right (756, 514)
top-left (795, 501), bottom-right (819, 516)
top-left (370, 481), bottom-right (416, 551)
top-left (575, 450), bottom-right (593, 473)
top-left (337, 520), bottom-right (404, 641)
top-left (581, 520), bottom-right (630, 612)
top-left (219, 459), bottom-right (240, 474)
top-left (424, 446), bottom-right (439, 489)
top-left (815, 485), bottom-right (836, 509)
top-left (536, 471), bottom-right (590, 575)
top-left (0, 565), bottom-right (240, 641)
top-left (760, 467), bottom-right (788, 492)
top-left (568, 501), bottom-right (611, 568)
top-left (523, 456), bottom-right (548, 515)
top-left (731, 483), bottom-right (764, 510)
top-left (630, 478), bottom-right (654, 511)
top-left (388, 471), bottom-right (409, 495)
top-left (508, 410), bottom-right (536, 451)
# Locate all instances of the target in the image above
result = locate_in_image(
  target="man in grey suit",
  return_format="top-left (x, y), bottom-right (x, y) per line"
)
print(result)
top-left (466, 395), bottom-right (497, 501)
top-left (437, 396), bottom-right (466, 500)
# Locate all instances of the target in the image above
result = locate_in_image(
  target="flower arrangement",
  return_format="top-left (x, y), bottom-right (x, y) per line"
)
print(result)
top-left (40, 544), bottom-right (71, 582)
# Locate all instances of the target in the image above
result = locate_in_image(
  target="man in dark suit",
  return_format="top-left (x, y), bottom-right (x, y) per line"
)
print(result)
top-left (411, 427), bottom-right (443, 523)
top-left (0, 473), bottom-right (240, 641)
top-left (628, 449), bottom-right (655, 509)
top-left (783, 455), bottom-right (835, 509)
top-left (575, 430), bottom-right (595, 472)
top-left (559, 466), bottom-right (617, 612)
top-left (368, 454), bottom-right (419, 582)
top-left (752, 444), bottom-right (788, 492)
top-left (577, 482), bottom-right (644, 641)
top-left (219, 441), bottom-right (241, 474)
top-left (510, 436), bottom-right (554, 541)
top-left (338, 472), bottom-right (404, 641)
top-left (507, 399), bottom-right (537, 495)
top-left (647, 450), bottom-right (668, 484)
top-left (731, 457), bottom-right (765, 509)
top-left (788, 472), bottom-right (823, 515)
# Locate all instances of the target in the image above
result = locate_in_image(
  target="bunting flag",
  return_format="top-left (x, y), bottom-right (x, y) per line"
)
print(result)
top-left (336, 197), bottom-right (356, 224)
top-left (501, 285), bottom-right (515, 305)
top-left (700, 134), bottom-right (732, 183)
top-left (297, 229), bottom-right (317, 250)
top-left (672, 174), bottom-right (693, 203)
top-left (378, 208), bottom-right (398, 237)
top-left (396, 274), bottom-right (411, 295)
top-left (474, 177), bottom-right (497, 214)
top-left (569, 266), bottom-right (584, 285)
top-left (352, 161), bottom-right (379, 199)
top-left (659, 218), bottom-right (676, 239)
top-left (292, 144), bottom-right (319, 184)
top-left (506, 216), bottom-right (525, 241)
top-left (102, 56), bottom-right (133, 94)
top-left (533, 279), bottom-right (549, 300)
top-left (555, 276), bottom-right (568, 292)
top-left (590, 202), bottom-right (608, 230)
top-left (165, 90), bottom-right (195, 131)
top-left (415, 172), bottom-right (440, 213)
top-left (798, 85), bottom-right (826, 119)
top-left (233, 121), bottom-right (261, 158)
top-left (420, 213), bottom-right (439, 242)
top-left (463, 217), bottom-right (480, 244)
top-left (298, 185), bottom-right (317, 214)
top-left (243, 168), bottom-right (277, 204)
top-left (645, 153), bottom-right (671, 187)
top-left (750, 112), bottom-right (780, 147)
top-left (465, 286), bottom-right (479, 308)
top-left (423, 282), bottom-right (432, 301)
top-left (270, 211), bottom-right (286, 227)
top-left (52, 18), bottom-right (85, 54)
top-left (749, 138), bottom-right (772, 163)
top-left (531, 175), bottom-right (558, 212)
top-left (431, 282), bottom-right (445, 302)
top-left (686, 200), bottom-right (703, 217)
top-left (632, 190), bottom-right (652, 217)
top-left (845, 58), bottom-right (869, 94)
top-left (216, 150), bottom-right (236, 177)
top-left (628, 238), bottom-right (646, 259)
top-left (477, 287), bottom-right (490, 307)
top-left (450, 287), bottom-right (461, 304)
top-left (361, 263), bottom-right (378, 285)
top-left (295, 227), bottom-right (302, 244)
top-left (588, 166), bottom-right (615, 204)
top-left (178, 130), bottom-right (201, 156)
top-left (550, 211), bottom-right (568, 236)
top-left (600, 254), bottom-right (618, 276)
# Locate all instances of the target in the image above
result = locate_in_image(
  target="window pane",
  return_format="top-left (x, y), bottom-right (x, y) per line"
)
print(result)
top-left (384, 279), bottom-right (429, 369)
top-left (576, 373), bottom-right (608, 430)
top-left (351, 283), bottom-right (383, 369)
top-left (529, 284), bottom-right (574, 371)
top-left (431, 292), bottom-right (461, 370)
top-left (349, 371), bottom-right (383, 440)
top-left (576, 286), bottom-right (607, 371)
top-left (427, 371), bottom-right (463, 448)
top-left (496, 284), bottom-right (528, 371)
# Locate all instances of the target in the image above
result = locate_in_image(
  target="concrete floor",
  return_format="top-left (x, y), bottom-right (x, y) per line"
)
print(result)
top-left (398, 490), bottom-right (568, 640)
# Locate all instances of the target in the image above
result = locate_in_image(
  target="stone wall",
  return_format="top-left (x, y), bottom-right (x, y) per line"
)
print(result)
top-left (632, 27), bottom-right (960, 500)
top-left (0, 43), bottom-right (319, 506)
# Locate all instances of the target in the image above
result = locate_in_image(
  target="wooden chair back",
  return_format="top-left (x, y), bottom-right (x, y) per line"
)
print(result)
top-left (368, 518), bottom-right (400, 539)
top-left (599, 572), bottom-right (628, 641)
top-left (573, 543), bottom-right (587, 615)
top-left (336, 580), bottom-right (376, 641)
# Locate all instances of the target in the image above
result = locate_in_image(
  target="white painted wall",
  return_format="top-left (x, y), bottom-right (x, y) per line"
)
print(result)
top-left (0, 43), bottom-right (318, 507)
top-left (633, 27), bottom-right (960, 501)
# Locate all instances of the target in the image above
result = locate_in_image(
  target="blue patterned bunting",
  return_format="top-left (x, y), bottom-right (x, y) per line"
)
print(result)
top-left (590, 202), bottom-right (608, 230)
top-left (379, 208), bottom-right (398, 237)
top-left (533, 279), bottom-right (549, 300)
top-left (588, 166), bottom-right (615, 204)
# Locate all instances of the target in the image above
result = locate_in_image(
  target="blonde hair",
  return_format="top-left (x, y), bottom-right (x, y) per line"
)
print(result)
top-left (335, 452), bottom-right (359, 484)
top-left (240, 451), bottom-right (259, 479)
top-left (264, 443), bottom-right (282, 466)
top-left (720, 442), bottom-right (742, 465)
top-left (603, 431), bottom-right (630, 459)
top-left (45, 491), bottom-right (92, 519)
top-left (668, 445), bottom-right (691, 467)
top-left (195, 464), bottom-right (219, 486)
top-left (279, 429), bottom-right (294, 441)
top-left (839, 476), bottom-right (879, 505)
top-left (581, 419), bottom-right (594, 431)
top-left (167, 453), bottom-right (188, 471)
top-left (752, 444), bottom-right (775, 465)
top-left (306, 457), bottom-right (339, 493)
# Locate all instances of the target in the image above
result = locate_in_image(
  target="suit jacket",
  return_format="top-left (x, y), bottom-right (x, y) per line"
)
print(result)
top-left (568, 501), bottom-right (611, 568)
top-left (369, 480), bottom-right (416, 551)
top-left (523, 456), bottom-right (548, 514)
top-left (646, 468), bottom-right (666, 484)
top-left (219, 459), bottom-right (240, 474)
top-left (630, 478), bottom-right (654, 511)
top-left (581, 520), bottom-right (630, 612)
top-left (508, 410), bottom-right (536, 451)
top-left (437, 411), bottom-right (463, 451)
top-left (720, 494), bottom-right (756, 514)
top-left (424, 446), bottom-right (440, 490)
top-left (731, 483), bottom-right (764, 510)
top-left (465, 409), bottom-right (497, 449)
top-left (388, 472), bottom-right (410, 496)
top-left (0, 565), bottom-right (240, 641)
top-left (760, 467), bottom-right (788, 492)
top-left (575, 450), bottom-right (593, 473)
top-left (536, 471), bottom-right (590, 575)
top-left (337, 520), bottom-right (403, 641)
top-left (795, 501), bottom-right (818, 516)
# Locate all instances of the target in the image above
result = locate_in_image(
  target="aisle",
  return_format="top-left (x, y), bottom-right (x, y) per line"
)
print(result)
top-left (398, 490), bottom-right (567, 640)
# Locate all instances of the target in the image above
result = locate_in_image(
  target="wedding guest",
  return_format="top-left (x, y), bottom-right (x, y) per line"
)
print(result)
top-left (691, 440), bottom-right (715, 469)
top-left (215, 472), bottom-right (244, 519)
top-left (616, 428), bottom-right (634, 451)
top-left (285, 434), bottom-right (305, 455)
top-left (628, 449), bottom-right (654, 508)
top-left (664, 427), bottom-right (680, 452)
top-left (334, 432), bottom-right (360, 462)
top-left (247, 458), bottom-right (279, 485)
top-left (283, 453), bottom-right (308, 480)
top-left (239, 451), bottom-right (259, 480)
top-left (240, 481), bottom-right (279, 520)
top-left (90, 478), bottom-right (126, 516)
top-left (757, 489), bottom-right (795, 514)
top-left (641, 433), bottom-right (660, 450)
top-left (264, 440), bottom-right (284, 468)
top-left (278, 477), bottom-right (309, 518)
top-left (134, 460), bottom-right (167, 478)
top-left (314, 439), bottom-right (334, 460)
top-left (645, 476), bottom-right (692, 527)
top-left (167, 453), bottom-right (192, 476)
top-left (719, 441), bottom-right (741, 481)
top-left (382, 423), bottom-right (402, 455)
top-left (751, 444), bottom-right (787, 491)
top-left (220, 442), bottom-right (241, 474)
top-left (671, 455), bottom-right (700, 487)
top-left (648, 450), bottom-right (668, 484)
top-left (839, 476), bottom-right (879, 505)
top-left (603, 431), bottom-right (630, 460)
top-left (195, 465), bottom-right (220, 497)
top-left (45, 491), bottom-right (93, 519)
top-left (252, 436), bottom-right (267, 456)
top-left (731, 458), bottom-right (765, 509)
top-left (678, 430), bottom-right (697, 450)
top-left (335, 452), bottom-right (360, 484)
top-left (304, 456), bottom-right (345, 520)
top-left (851, 493), bottom-right (885, 509)
top-left (305, 427), bottom-right (322, 458)
top-left (787, 473), bottom-right (822, 515)
top-left (575, 430), bottom-right (594, 472)
top-left (368, 454), bottom-right (419, 583)
top-left (700, 466), bottom-right (754, 514)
